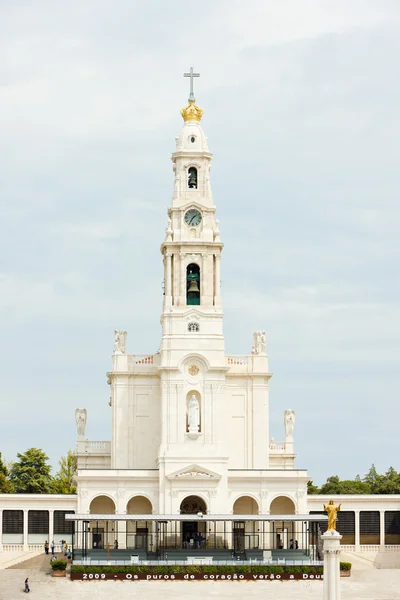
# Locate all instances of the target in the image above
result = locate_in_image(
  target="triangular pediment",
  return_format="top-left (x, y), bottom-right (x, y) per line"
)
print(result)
top-left (167, 463), bottom-right (221, 480)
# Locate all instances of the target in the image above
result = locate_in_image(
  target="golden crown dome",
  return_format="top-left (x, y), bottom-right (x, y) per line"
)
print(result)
top-left (181, 99), bottom-right (203, 122)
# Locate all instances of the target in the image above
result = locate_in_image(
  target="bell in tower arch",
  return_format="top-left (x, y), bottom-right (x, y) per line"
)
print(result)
top-left (186, 263), bottom-right (200, 305)
top-left (188, 167), bottom-right (198, 189)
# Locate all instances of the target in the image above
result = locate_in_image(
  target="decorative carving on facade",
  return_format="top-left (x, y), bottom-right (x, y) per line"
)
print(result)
top-left (75, 408), bottom-right (87, 438)
top-left (171, 490), bottom-right (179, 497)
top-left (260, 491), bottom-right (269, 499)
top-left (116, 489), bottom-right (125, 499)
top-left (252, 331), bottom-right (266, 355)
top-left (284, 409), bottom-right (296, 439)
top-left (176, 470), bottom-right (212, 478)
top-left (168, 464), bottom-right (221, 480)
top-left (188, 364), bottom-right (200, 376)
top-left (79, 489), bottom-right (88, 499)
top-left (297, 490), bottom-right (306, 500)
top-left (113, 330), bottom-right (127, 354)
top-left (210, 490), bottom-right (217, 497)
top-left (189, 253), bottom-right (200, 263)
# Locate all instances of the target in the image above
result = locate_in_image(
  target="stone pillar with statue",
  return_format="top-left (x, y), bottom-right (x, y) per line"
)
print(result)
top-left (322, 500), bottom-right (342, 600)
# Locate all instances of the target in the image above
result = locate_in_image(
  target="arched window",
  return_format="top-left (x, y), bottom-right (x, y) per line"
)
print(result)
top-left (188, 322), bottom-right (199, 332)
top-left (188, 167), bottom-right (198, 189)
top-left (186, 263), bottom-right (200, 305)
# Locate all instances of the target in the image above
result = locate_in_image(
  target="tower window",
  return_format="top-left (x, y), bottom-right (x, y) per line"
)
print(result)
top-left (188, 167), bottom-right (198, 189)
top-left (188, 322), bottom-right (199, 332)
top-left (186, 263), bottom-right (200, 305)
top-left (191, 136), bottom-right (196, 143)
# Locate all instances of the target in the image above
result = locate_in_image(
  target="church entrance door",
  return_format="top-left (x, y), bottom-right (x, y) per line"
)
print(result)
top-left (180, 496), bottom-right (207, 549)
top-left (233, 522), bottom-right (245, 552)
top-left (92, 529), bottom-right (104, 549)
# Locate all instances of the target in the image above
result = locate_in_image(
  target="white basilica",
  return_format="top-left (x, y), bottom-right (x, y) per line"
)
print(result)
top-left (1, 74), bottom-right (400, 558)
top-left (74, 80), bottom-right (308, 523)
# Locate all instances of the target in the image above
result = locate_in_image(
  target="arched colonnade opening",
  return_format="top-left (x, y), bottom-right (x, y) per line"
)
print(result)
top-left (269, 495), bottom-right (297, 550)
top-left (232, 495), bottom-right (259, 552)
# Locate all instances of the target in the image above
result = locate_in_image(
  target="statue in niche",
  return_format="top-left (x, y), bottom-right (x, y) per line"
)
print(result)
top-left (188, 394), bottom-right (200, 433)
top-left (252, 331), bottom-right (266, 355)
top-left (75, 408), bottom-right (87, 438)
top-left (113, 330), bottom-right (127, 354)
top-left (284, 409), bottom-right (295, 439)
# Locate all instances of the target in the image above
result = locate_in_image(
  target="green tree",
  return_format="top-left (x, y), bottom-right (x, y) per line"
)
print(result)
top-left (307, 480), bottom-right (320, 494)
top-left (52, 450), bottom-right (77, 494)
top-left (363, 464), bottom-right (379, 490)
top-left (373, 467), bottom-right (400, 494)
top-left (319, 475), bottom-right (371, 495)
top-left (9, 448), bottom-right (53, 493)
top-left (0, 452), bottom-right (14, 493)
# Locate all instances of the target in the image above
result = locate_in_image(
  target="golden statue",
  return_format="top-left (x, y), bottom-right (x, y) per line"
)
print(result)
top-left (324, 499), bottom-right (341, 531)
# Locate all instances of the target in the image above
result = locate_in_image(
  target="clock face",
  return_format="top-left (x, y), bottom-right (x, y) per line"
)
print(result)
top-left (184, 208), bottom-right (202, 227)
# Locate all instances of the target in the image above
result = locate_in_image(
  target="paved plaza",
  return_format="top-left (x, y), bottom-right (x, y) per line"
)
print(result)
top-left (1, 553), bottom-right (400, 600)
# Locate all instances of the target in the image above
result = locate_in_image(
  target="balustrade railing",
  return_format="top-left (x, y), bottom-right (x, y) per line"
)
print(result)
top-left (84, 441), bottom-right (111, 453)
top-left (134, 355), bottom-right (154, 365)
top-left (269, 442), bottom-right (286, 451)
top-left (227, 356), bottom-right (249, 366)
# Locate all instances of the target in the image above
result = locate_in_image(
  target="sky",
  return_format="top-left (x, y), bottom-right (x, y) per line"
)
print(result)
top-left (0, 0), bottom-right (399, 485)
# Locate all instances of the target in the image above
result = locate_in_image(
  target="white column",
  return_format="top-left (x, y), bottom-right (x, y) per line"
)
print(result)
top-left (322, 530), bottom-right (342, 600)
top-left (380, 511), bottom-right (385, 547)
top-left (165, 253), bottom-right (172, 304)
top-left (179, 253), bottom-right (186, 305)
top-left (49, 510), bottom-right (54, 547)
top-left (201, 252), bottom-right (208, 303)
top-left (0, 509), bottom-right (3, 551)
top-left (354, 510), bottom-right (360, 550)
top-left (23, 510), bottom-right (29, 551)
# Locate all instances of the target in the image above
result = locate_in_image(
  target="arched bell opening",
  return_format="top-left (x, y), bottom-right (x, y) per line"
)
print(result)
top-left (187, 263), bottom-right (200, 305)
top-left (188, 166), bottom-right (198, 189)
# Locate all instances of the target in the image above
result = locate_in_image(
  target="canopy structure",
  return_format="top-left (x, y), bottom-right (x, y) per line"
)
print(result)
top-left (66, 513), bottom-right (327, 565)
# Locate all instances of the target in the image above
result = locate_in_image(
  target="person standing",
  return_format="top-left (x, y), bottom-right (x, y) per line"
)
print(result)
top-left (44, 540), bottom-right (49, 555)
top-left (24, 577), bottom-right (30, 593)
top-left (51, 540), bottom-right (55, 555)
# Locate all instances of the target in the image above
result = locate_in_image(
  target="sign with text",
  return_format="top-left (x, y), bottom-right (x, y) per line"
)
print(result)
top-left (71, 572), bottom-right (323, 581)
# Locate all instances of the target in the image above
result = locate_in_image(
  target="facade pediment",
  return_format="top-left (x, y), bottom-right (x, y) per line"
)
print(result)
top-left (167, 464), bottom-right (221, 480)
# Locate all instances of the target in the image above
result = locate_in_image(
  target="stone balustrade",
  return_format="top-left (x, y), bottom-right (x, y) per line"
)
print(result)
top-left (85, 441), bottom-right (111, 454)
top-left (269, 442), bottom-right (286, 451)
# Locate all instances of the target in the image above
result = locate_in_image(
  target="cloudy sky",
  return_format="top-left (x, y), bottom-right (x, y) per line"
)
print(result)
top-left (0, 0), bottom-right (399, 484)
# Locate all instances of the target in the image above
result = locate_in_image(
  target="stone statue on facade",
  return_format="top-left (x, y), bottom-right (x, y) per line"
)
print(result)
top-left (284, 409), bottom-right (295, 439)
top-left (165, 218), bottom-right (173, 241)
top-left (252, 331), bottom-right (266, 355)
top-left (188, 394), bottom-right (200, 433)
top-left (75, 408), bottom-right (87, 438)
top-left (113, 330), bottom-right (127, 354)
top-left (324, 500), bottom-right (341, 531)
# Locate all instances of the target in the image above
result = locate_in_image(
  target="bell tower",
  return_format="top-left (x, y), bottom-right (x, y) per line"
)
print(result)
top-left (160, 69), bottom-right (224, 355)
top-left (158, 69), bottom-right (228, 513)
